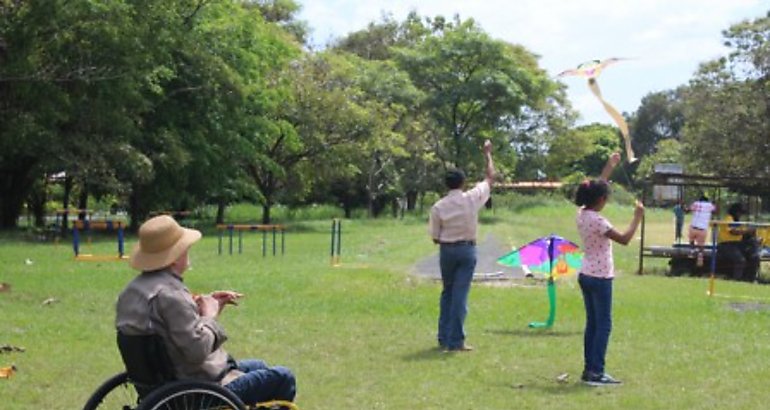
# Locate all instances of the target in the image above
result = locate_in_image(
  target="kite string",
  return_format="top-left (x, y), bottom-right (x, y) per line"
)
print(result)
top-left (619, 162), bottom-right (636, 192)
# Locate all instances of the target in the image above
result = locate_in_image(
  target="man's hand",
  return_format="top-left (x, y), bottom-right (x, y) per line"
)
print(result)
top-left (194, 291), bottom-right (243, 317)
top-left (195, 294), bottom-right (221, 318)
top-left (608, 152), bottom-right (621, 167)
top-left (483, 139), bottom-right (495, 185)
top-left (211, 290), bottom-right (243, 306)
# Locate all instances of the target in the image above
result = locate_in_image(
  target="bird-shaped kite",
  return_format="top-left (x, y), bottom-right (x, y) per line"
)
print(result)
top-left (558, 58), bottom-right (637, 162)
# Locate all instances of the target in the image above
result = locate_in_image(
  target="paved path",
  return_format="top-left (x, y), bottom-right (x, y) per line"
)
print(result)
top-left (412, 234), bottom-right (528, 281)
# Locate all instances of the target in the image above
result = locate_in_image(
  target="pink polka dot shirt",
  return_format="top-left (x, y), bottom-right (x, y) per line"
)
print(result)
top-left (576, 208), bottom-right (615, 279)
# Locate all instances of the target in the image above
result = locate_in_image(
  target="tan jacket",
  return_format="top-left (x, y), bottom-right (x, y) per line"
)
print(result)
top-left (115, 269), bottom-right (231, 382)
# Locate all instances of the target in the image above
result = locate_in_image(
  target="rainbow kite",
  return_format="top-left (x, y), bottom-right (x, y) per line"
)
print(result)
top-left (498, 234), bottom-right (583, 328)
top-left (558, 58), bottom-right (637, 162)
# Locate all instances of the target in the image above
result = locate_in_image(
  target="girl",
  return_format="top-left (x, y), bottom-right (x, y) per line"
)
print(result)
top-left (575, 153), bottom-right (644, 386)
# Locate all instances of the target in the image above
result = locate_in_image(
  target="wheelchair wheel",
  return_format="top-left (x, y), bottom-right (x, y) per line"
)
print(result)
top-left (83, 372), bottom-right (140, 410)
top-left (137, 380), bottom-right (245, 410)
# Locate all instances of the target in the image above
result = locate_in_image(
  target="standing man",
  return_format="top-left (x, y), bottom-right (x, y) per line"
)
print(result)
top-left (429, 140), bottom-right (495, 352)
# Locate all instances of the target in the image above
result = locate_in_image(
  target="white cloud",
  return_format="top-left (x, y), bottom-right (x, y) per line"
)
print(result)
top-left (297, 0), bottom-right (767, 123)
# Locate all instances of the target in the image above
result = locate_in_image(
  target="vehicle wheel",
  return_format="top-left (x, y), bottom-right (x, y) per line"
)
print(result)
top-left (83, 372), bottom-right (140, 410)
top-left (138, 380), bottom-right (245, 410)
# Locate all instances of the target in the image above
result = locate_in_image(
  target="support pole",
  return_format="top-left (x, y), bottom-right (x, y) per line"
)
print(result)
top-left (118, 224), bottom-right (124, 257)
top-left (228, 226), bottom-right (233, 255)
top-left (708, 223), bottom-right (718, 296)
top-left (73, 225), bottom-right (80, 256)
top-left (262, 230), bottom-right (267, 257)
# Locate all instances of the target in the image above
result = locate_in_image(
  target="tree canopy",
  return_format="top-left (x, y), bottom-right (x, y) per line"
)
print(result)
top-left (2, 3), bottom-right (768, 228)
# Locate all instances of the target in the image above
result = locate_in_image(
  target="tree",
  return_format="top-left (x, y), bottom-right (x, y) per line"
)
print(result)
top-left (0, 0), bottom-right (302, 229)
top-left (335, 12), bottom-right (440, 211)
top-left (393, 16), bottom-right (559, 179)
top-left (245, 0), bottom-right (308, 44)
top-left (242, 51), bottom-right (390, 223)
top-left (629, 89), bottom-right (685, 158)
top-left (122, 1), bottom-right (300, 227)
top-left (546, 123), bottom-right (622, 179)
top-left (680, 12), bottom-right (770, 180)
top-left (334, 11), bottom-right (430, 61)
top-left (0, 0), bottom-right (164, 228)
top-left (634, 138), bottom-right (683, 180)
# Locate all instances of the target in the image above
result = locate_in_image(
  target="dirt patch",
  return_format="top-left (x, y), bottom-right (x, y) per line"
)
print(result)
top-left (412, 234), bottom-right (527, 281)
top-left (727, 302), bottom-right (770, 312)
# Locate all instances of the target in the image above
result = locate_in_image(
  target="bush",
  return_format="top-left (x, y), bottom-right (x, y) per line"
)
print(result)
top-left (492, 191), bottom-right (570, 212)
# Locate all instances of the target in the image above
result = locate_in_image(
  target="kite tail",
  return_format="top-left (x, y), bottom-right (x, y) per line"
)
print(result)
top-left (588, 79), bottom-right (637, 162)
top-left (528, 277), bottom-right (557, 329)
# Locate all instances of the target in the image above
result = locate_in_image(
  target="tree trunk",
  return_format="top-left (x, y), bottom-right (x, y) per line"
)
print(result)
top-left (261, 203), bottom-right (271, 224)
top-left (257, 173), bottom-right (276, 225)
top-left (367, 193), bottom-right (375, 218)
top-left (28, 177), bottom-right (47, 228)
top-left (0, 189), bottom-right (24, 228)
top-left (406, 190), bottom-right (417, 211)
top-left (128, 184), bottom-right (150, 232)
top-left (215, 199), bottom-right (226, 224)
top-left (0, 163), bottom-right (36, 229)
top-left (77, 186), bottom-right (88, 220)
top-left (61, 175), bottom-right (73, 236)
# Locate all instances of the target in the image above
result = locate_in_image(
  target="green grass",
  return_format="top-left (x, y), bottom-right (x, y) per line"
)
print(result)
top-left (1, 201), bottom-right (770, 409)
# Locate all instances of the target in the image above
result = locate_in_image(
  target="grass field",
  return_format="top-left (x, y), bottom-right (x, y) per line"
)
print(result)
top-left (1, 199), bottom-right (770, 409)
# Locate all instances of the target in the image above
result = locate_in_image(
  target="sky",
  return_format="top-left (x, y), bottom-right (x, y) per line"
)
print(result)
top-left (297, 0), bottom-right (767, 125)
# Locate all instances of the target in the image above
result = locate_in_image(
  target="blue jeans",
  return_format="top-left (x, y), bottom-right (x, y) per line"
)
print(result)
top-left (224, 359), bottom-right (296, 405)
top-left (578, 274), bottom-right (613, 375)
top-left (438, 244), bottom-right (476, 349)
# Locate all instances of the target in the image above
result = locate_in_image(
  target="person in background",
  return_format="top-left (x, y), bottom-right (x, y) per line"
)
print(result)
top-left (688, 194), bottom-right (716, 267)
top-left (428, 140), bottom-right (495, 352)
top-left (574, 152), bottom-right (644, 386)
top-left (717, 203), bottom-right (760, 282)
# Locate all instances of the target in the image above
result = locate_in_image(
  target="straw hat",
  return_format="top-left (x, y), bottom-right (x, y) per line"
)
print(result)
top-left (129, 215), bottom-right (201, 271)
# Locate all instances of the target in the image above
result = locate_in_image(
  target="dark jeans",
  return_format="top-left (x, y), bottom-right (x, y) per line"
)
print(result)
top-left (224, 359), bottom-right (296, 405)
top-left (718, 240), bottom-right (760, 282)
top-left (579, 274), bottom-right (613, 375)
top-left (438, 243), bottom-right (476, 349)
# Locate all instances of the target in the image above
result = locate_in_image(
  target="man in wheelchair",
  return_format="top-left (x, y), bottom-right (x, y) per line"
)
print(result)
top-left (115, 215), bottom-right (296, 406)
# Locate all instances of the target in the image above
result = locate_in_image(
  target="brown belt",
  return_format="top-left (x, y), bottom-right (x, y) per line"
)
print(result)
top-left (440, 240), bottom-right (476, 246)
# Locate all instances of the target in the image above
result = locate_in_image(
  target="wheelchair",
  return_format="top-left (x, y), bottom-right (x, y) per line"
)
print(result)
top-left (83, 333), bottom-right (296, 410)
